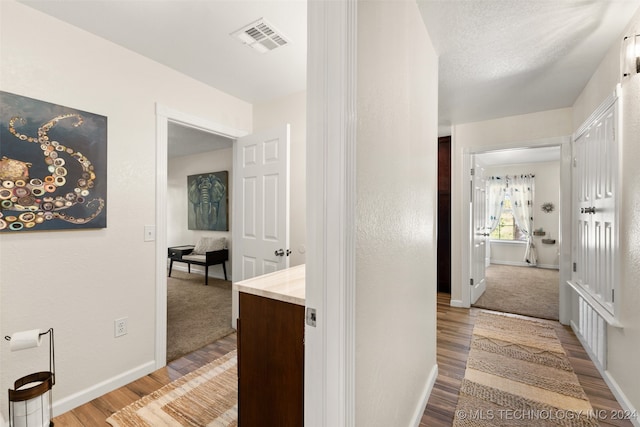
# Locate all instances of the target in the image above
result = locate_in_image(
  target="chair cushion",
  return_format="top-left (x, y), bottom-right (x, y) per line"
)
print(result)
top-left (192, 237), bottom-right (226, 254)
top-left (182, 254), bottom-right (206, 262)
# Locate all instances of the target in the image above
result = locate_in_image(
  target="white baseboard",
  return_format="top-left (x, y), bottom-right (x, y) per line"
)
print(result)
top-left (490, 260), bottom-right (559, 269)
top-left (411, 364), bottom-right (438, 427)
top-left (52, 360), bottom-right (156, 417)
top-left (450, 299), bottom-right (465, 308)
top-left (601, 370), bottom-right (640, 427)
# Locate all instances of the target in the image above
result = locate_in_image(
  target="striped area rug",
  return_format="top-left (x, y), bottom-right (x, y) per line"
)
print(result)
top-left (453, 312), bottom-right (599, 426)
top-left (106, 350), bottom-right (237, 426)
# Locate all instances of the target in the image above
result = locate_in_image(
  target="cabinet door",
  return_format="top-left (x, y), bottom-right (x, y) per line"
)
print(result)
top-left (238, 293), bottom-right (304, 427)
top-left (573, 103), bottom-right (617, 314)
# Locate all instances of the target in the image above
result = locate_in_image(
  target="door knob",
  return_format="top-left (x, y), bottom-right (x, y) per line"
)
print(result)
top-left (275, 249), bottom-right (285, 256)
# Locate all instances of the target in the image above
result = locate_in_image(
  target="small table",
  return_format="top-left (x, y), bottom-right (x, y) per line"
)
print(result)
top-left (167, 245), bottom-right (195, 277)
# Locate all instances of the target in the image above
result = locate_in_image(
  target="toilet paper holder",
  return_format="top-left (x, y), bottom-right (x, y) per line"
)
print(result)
top-left (4, 328), bottom-right (55, 427)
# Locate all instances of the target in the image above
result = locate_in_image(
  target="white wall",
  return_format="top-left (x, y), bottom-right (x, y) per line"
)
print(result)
top-left (0, 1), bottom-right (251, 417)
top-left (168, 148), bottom-right (233, 279)
top-left (356, 2), bottom-right (438, 426)
top-left (253, 91), bottom-right (306, 267)
top-left (486, 161), bottom-right (560, 269)
top-left (572, 35), bottom-right (621, 131)
top-left (450, 109), bottom-right (573, 304)
top-left (571, 6), bottom-right (640, 418)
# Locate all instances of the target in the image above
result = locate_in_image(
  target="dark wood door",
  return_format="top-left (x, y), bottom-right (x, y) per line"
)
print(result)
top-left (438, 136), bottom-right (452, 293)
top-left (238, 292), bottom-right (304, 427)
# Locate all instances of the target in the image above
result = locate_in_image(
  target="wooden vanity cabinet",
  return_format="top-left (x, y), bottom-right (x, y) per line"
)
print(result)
top-left (237, 291), bottom-right (304, 427)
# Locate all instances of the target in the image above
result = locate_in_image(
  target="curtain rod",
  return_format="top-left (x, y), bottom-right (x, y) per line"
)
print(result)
top-left (488, 174), bottom-right (535, 180)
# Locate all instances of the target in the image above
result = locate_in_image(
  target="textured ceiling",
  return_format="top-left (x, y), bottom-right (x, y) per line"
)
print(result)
top-left (19, 0), bottom-right (640, 138)
top-left (418, 0), bottom-right (640, 133)
top-left (168, 123), bottom-right (232, 159)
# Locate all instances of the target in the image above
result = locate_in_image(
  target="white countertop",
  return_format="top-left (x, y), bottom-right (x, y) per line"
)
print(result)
top-left (233, 264), bottom-right (305, 306)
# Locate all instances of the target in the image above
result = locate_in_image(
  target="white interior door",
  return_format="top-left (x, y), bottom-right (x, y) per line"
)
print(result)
top-left (470, 157), bottom-right (487, 304)
top-left (231, 124), bottom-right (290, 327)
top-left (233, 124), bottom-right (291, 280)
top-left (573, 102), bottom-right (617, 314)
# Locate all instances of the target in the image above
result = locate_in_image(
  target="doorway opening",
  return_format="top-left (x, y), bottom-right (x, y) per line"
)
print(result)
top-left (467, 143), bottom-right (569, 321)
top-left (155, 104), bottom-right (247, 368)
top-left (166, 122), bottom-right (235, 361)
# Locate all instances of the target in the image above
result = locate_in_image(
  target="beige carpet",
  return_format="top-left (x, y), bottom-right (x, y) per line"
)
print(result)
top-left (167, 271), bottom-right (234, 362)
top-left (473, 264), bottom-right (559, 320)
top-left (453, 311), bottom-right (598, 426)
top-left (106, 350), bottom-right (237, 426)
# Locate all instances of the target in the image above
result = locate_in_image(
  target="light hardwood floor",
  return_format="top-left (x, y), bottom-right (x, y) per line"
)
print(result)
top-left (54, 294), bottom-right (632, 426)
top-left (52, 334), bottom-right (237, 426)
top-left (420, 293), bottom-right (633, 427)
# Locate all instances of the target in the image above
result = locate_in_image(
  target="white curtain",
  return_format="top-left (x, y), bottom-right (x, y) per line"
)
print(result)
top-left (487, 176), bottom-right (507, 232)
top-left (509, 174), bottom-right (537, 265)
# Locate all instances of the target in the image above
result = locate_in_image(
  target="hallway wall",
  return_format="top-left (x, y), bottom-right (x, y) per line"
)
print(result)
top-left (0, 1), bottom-right (252, 418)
top-left (355, 2), bottom-right (439, 425)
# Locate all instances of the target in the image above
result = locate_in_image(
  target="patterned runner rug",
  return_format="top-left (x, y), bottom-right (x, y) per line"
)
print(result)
top-left (453, 311), bottom-right (599, 426)
top-left (106, 350), bottom-right (237, 426)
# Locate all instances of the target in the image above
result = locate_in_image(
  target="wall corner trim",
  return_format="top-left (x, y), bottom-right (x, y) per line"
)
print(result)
top-left (305, 0), bottom-right (357, 425)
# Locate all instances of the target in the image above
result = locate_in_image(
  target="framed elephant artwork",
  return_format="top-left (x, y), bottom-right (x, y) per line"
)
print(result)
top-left (0, 92), bottom-right (107, 232)
top-left (187, 171), bottom-right (228, 231)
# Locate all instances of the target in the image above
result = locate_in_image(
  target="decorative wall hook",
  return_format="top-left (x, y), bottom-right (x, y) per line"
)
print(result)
top-left (541, 202), bottom-right (555, 213)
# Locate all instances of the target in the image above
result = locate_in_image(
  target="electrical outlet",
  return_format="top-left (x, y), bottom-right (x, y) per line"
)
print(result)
top-left (115, 317), bottom-right (128, 337)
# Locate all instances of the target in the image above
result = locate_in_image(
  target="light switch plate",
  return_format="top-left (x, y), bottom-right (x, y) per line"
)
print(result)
top-left (144, 225), bottom-right (156, 242)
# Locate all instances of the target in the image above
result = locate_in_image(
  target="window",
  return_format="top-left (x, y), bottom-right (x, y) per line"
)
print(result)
top-left (490, 195), bottom-right (526, 241)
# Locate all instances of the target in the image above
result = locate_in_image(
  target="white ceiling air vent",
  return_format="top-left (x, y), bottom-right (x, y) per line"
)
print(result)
top-left (231, 18), bottom-right (289, 54)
